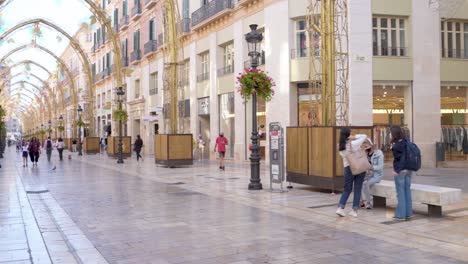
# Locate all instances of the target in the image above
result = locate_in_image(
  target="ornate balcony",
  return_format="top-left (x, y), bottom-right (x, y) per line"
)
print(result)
top-left (120, 15), bottom-right (129, 31)
top-left (131, 3), bottom-right (142, 21)
top-left (144, 40), bottom-right (158, 56)
top-left (144, 0), bottom-right (157, 9)
top-left (217, 65), bottom-right (234, 76)
top-left (121, 56), bottom-right (129, 68)
top-left (197, 72), bottom-right (209, 82)
top-left (130, 49), bottom-right (141, 64)
top-left (191, 0), bottom-right (233, 28)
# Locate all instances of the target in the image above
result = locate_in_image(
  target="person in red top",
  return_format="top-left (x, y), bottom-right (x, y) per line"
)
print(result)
top-left (214, 132), bottom-right (228, 170)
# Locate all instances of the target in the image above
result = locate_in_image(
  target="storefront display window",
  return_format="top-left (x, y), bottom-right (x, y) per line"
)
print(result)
top-left (219, 93), bottom-right (235, 158)
top-left (297, 83), bottom-right (322, 126)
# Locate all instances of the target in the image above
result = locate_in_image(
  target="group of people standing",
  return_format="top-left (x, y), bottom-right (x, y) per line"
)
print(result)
top-left (19, 136), bottom-right (66, 167)
top-left (336, 125), bottom-right (416, 220)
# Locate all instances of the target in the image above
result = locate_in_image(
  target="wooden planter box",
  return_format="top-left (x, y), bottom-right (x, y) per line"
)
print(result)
top-left (107, 136), bottom-right (132, 157)
top-left (83, 137), bottom-right (100, 154)
top-left (155, 134), bottom-right (193, 167)
top-left (64, 138), bottom-right (72, 150)
top-left (286, 126), bottom-right (373, 192)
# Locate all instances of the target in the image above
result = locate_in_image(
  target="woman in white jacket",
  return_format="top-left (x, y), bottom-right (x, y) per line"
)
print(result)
top-left (336, 128), bottom-right (368, 217)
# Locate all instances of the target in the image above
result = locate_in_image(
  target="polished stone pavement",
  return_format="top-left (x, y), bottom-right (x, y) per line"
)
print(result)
top-left (1, 147), bottom-right (468, 264)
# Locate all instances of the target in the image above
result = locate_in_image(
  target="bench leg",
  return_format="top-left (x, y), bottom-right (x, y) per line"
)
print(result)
top-left (428, 205), bottom-right (442, 217)
top-left (373, 196), bottom-right (386, 208)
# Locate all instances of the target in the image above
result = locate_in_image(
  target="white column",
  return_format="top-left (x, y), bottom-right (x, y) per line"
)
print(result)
top-left (404, 84), bottom-right (413, 132)
top-left (347, 0), bottom-right (373, 126)
top-left (189, 43), bottom-right (198, 140)
top-left (412, 0), bottom-right (441, 167)
top-left (233, 20), bottom-right (246, 160)
top-left (209, 32), bottom-right (219, 159)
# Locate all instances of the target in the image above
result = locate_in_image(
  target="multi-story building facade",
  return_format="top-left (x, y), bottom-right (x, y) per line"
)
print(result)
top-left (83, 0), bottom-right (468, 167)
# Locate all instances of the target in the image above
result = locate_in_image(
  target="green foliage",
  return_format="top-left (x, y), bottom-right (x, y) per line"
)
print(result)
top-left (113, 109), bottom-right (128, 122)
top-left (74, 120), bottom-right (87, 128)
top-left (237, 68), bottom-right (276, 102)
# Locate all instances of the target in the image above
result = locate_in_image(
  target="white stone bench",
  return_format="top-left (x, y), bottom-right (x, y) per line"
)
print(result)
top-left (370, 180), bottom-right (462, 217)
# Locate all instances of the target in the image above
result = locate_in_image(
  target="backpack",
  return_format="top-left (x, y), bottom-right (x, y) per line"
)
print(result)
top-left (46, 140), bottom-right (52, 149)
top-left (403, 139), bottom-right (421, 171)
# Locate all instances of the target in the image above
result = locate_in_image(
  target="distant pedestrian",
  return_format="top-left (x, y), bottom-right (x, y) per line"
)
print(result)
top-left (22, 142), bottom-right (29, 167)
top-left (72, 139), bottom-right (77, 152)
top-left (360, 138), bottom-right (384, 209)
top-left (134, 135), bottom-right (143, 162)
top-left (336, 128), bottom-right (368, 217)
top-left (28, 137), bottom-right (41, 167)
top-left (100, 137), bottom-right (107, 152)
top-left (214, 132), bottom-right (228, 170)
top-left (197, 134), bottom-right (205, 160)
top-left (56, 137), bottom-right (65, 161)
top-left (45, 137), bottom-right (53, 162)
top-left (391, 125), bottom-right (415, 221)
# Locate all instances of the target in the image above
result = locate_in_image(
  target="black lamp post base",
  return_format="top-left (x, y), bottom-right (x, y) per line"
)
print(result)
top-left (248, 182), bottom-right (263, 190)
top-left (117, 159), bottom-right (124, 164)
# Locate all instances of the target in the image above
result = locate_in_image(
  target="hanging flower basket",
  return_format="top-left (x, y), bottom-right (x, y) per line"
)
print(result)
top-left (74, 120), bottom-right (87, 128)
top-left (237, 68), bottom-right (276, 102)
top-left (57, 125), bottom-right (65, 132)
top-left (113, 109), bottom-right (128, 122)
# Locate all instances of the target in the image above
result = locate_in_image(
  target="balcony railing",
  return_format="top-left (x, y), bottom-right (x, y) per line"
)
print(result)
top-left (290, 48), bottom-right (322, 59)
top-left (64, 96), bottom-right (71, 105)
top-left (131, 3), bottom-right (142, 21)
top-left (217, 65), bottom-right (234, 76)
top-left (113, 22), bottom-right (119, 32)
top-left (197, 72), bottom-right (210, 82)
top-left (144, 40), bottom-right (158, 55)
top-left (122, 56), bottom-right (129, 67)
top-left (243, 53), bottom-right (266, 68)
top-left (442, 49), bottom-right (468, 59)
top-left (191, 0), bottom-right (233, 27)
top-left (181, 18), bottom-right (191, 33)
top-left (92, 44), bottom-right (97, 53)
top-left (104, 67), bottom-right (112, 77)
top-left (130, 49), bottom-right (141, 63)
top-left (158, 33), bottom-right (164, 46)
top-left (120, 15), bottom-right (129, 30)
top-left (144, 0), bottom-right (157, 9)
top-left (373, 46), bottom-right (408, 57)
top-left (149, 87), bottom-right (158, 95)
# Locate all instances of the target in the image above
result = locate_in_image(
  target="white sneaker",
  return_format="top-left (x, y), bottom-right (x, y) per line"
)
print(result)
top-left (336, 207), bottom-right (346, 217)
top-left (348, 209), bottom-right (358, 217)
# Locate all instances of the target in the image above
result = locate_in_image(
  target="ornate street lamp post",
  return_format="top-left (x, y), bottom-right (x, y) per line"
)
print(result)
top-left (77, 105), bottom-right (83, 156)
top-left (41, 123), bottom-right (44, 144)
top-left (58, 115), bottom-right (63, 138)
top-left (116, 86), bottom-right (125, 164)
top-left (48, 119), bottom-right (52, 138)
top-left (246, 24), bottom-right (263, 190)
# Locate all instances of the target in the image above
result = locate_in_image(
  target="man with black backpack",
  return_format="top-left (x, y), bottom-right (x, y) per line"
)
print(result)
top-left (45, 137), bottom-right (54, 162)
top-left (390, 125), bottom-right (421, 221)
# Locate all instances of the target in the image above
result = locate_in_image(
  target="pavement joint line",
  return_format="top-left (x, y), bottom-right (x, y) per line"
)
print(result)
top-left (14, 166), bottom-right (52, 264)
top-left (77, 156), bottom-right (468, 262)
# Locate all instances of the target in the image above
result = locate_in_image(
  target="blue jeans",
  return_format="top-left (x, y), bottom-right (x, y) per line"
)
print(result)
top-left (394, 170), bottom-right (413, 218)
top-left (339, 166), bottom-right (365, 210)
top-left (362, 175), bottom-right (382, 207)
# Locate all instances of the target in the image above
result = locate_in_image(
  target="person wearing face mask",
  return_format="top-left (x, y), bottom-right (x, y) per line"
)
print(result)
top-left (214, 132), bottom-right (228, 170)
top-left (360, 138), bottom-right (384, 209)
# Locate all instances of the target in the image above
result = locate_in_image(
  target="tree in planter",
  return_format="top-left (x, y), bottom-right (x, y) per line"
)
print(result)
top-left (113, 109), bottom-right (128, 123)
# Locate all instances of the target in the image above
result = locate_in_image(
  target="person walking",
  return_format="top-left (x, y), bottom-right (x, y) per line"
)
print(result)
top-left (100, 137), bottom-right (107, 152)
top-left (391, 125), bottom-right (415, 221)
top-left (72, 138), bottom-right (77, 152)
top-left (22, 142), bottom-right (29, 167)
top-left (214, 132), bottom-right (228, 170)
top-left (197, 134), bottom-right (205, 160)
top-left (336, 128), bottom-right (368, 217)
top-left (56, 137), bottom-right (65, 161)
top-left (45, 137), bottom-right (53, 162)
top-left (28, 137), bottom-right (41, 167)
top-left (360, 138), bottom-right (384, 209)
top-left (134, 135), bottom-right (143, 162)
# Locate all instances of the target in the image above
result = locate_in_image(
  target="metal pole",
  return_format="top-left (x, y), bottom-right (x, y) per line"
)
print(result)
top-left (117, 97), bottom-right (124, 164)
top-left (78, 115), bottom-right (83, 156)
top-left (248, 60), bottom-right (262, 190)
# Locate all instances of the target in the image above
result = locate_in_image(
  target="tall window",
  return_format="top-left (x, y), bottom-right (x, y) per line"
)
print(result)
top-left (201, 52), bottom-right (209, 75)
top-left (441, 20), bottom-right (468, 59)
top-left (113, 8), bottom-right (119, 29)
top-left (373, 17), bottom-right (407, 56)
top-left (223, 43), bottom-right (234, 68)
top-left (133, 30), bottom-right (140, 51)
top-left (183, 0), bottom-right (189, 19)
top-left (122, 0), bottom-right (128, 16)
top-left (150, 72), bottom-right (158, 95)
top-left (295, 20), bottom-right (307, 58)
top-left (149, 19), bottom-right (155, 41)
top-left (183, 60), bottom-right (190, 85)
top-left (135, 79), bottom-right (141, 99)
top-left (122, 38), bottom-right (128, 58)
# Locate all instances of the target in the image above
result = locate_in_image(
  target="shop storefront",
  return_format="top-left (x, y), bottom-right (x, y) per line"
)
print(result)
top-left (197, 97), bottom-right (210, 159)
top-left (219, 93), bottom-right (235, 158)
